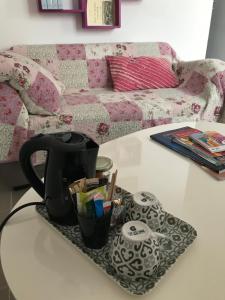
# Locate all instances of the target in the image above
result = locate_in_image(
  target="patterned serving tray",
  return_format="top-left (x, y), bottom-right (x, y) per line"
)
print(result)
top-left (36, 187), bottom-right (197, 295)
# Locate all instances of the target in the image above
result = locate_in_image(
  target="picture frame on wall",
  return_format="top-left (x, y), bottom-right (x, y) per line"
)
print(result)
top-left (38, 0), bottom-right (121, 29)
top-left (83, 0), bottom-right (121, 29)
top-left (87, 0), bottom-right (114, 25)
top-left (38, 0), bottom-right (83, 12)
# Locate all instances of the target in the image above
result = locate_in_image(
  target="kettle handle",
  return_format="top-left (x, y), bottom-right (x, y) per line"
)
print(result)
top-left (19, 134), bottom-right (49, 199)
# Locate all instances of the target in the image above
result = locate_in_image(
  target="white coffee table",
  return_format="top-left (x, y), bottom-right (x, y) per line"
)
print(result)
top-left (1, 121), bottom-right (225, 300)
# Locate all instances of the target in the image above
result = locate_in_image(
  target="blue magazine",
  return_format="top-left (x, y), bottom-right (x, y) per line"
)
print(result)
top-left (150, 126), bottom-right (225, 174)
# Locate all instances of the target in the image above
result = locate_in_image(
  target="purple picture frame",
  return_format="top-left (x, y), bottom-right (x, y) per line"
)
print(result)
top-left (82, 0), bottom-right (121, 29)
top-left (37, 0), bottom-right (84, 13)
top-left (37, 0), bottom-right (122, 29)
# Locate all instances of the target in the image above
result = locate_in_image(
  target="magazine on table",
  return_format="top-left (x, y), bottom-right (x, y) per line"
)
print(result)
top-left (150, 126), bottom-right (225, 178)
top-left (172, 127), bottom-right (225, 166)
top-left (190, 131), bottom-right (225, 153)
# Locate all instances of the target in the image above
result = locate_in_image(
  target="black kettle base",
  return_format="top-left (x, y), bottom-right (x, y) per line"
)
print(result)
top-left (47, 209), bottom-right (78, 226)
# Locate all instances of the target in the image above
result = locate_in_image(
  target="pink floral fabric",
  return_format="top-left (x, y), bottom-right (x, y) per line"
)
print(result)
top-left (182, 71), bottom-right (208, 95)
top-left (87, 59), bottom-right (110, 88)
top-left (0, 82), bottom-right (30, 162)
top-left (175, 58), bottom-right (225, 121)
top-left (56, 44), bottom-right (86, 60)
top-left (27, 72), bottom-right (61, 113)
top-left (1, 44), bottom-right (225, 164)
top-left (159, 42), bottom-right (177, 59)
top-left (0, 51), bottom-right (64, 115)
top-left (64, 94), bottom-right (99, 105)
top-left (0, 83), bottom-right (23, 125)
top-left (9, 42), bottom-right (178, 90)
top-left (211, 70), bottom-right (225, 98)
top-left (103, 101), bottom-right (143, 122)
top-left (142, 118), bottom-right (172, 129)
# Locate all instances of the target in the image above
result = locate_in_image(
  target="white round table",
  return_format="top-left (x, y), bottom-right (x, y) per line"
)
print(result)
top-left (1, 121), bottom-right (225, 300)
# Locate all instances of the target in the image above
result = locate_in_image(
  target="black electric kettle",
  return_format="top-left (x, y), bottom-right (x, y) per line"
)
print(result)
top-left (19, 132), bottom-right (99, 225)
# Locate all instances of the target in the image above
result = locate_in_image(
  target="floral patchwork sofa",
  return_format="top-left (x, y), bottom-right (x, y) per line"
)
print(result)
top-left (1, 41), bottom-right (225, 166)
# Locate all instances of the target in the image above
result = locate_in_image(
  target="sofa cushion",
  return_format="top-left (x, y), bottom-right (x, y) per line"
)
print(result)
top-left (9, 42), bottom-right (178, 90)
top-left (0, 51), bottom-right (65, 115)
top-left (106, 56), bottom-right (179, 91)
top-left (28, 87), bottom-right (207, 146)
top-left (0, 82), bottom-right (24, 125)
top-left (0, 82), bottom-right (30, 162)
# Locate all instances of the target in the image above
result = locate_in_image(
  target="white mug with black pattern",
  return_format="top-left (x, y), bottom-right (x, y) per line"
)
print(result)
top-left (124, 191), bottom-right (165, 232)
top-left (110, 220), bottom-right (161, 281)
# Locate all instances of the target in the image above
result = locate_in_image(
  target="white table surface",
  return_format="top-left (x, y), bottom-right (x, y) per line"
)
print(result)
top-left (1, 121), bottom-right (225, 300)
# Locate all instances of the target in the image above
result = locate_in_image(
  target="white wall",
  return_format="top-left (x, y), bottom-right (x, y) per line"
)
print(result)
top-left (207, 0), bottom-right (225, 60)
top-left (0, 0), bottom-right (213, 60)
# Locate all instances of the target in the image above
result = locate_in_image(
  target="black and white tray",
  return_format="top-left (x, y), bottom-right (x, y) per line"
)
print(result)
top-left (36, 187), bottom-right (197, 296)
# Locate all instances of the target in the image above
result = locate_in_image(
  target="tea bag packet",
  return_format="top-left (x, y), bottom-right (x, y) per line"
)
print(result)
top-left (69, 170), bottom-right (118, 219)
top-left (85, 177), bottom-right (108, 191)
top-left (76, 185), bottom-right (110, 218)
top-left (103, 201), bottom-right (112, 214)
top-left (69, 177), bottom-right (108, 194)
top-left (93, 192), bottom-right (105, 218)
top-left (85, 178), bottom-right (99, 191)
top-left (85, 199), bottom-right (96, 218)
top-left (69, 178), bottom-right (86, 194)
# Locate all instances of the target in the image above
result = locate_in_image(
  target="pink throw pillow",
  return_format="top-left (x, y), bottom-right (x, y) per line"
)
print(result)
top-left (0, 51), bottom-right (65, 115)
top-left (106, 56), bottom-right (179, 92)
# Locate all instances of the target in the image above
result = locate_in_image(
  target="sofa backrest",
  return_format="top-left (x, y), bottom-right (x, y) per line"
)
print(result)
top-left (9, 42), bottom-right (178, 90)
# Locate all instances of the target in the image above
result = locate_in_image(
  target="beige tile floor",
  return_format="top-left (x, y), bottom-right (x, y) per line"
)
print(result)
top-left (0, 181), bottom-right (28, 300)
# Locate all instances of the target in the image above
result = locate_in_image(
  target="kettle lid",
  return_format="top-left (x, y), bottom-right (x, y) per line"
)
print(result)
top-left (54, 132), bottom-right (85, 144)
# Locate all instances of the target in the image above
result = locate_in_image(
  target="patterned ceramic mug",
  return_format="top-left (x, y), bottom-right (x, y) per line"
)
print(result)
top-left (110, 220), bottom-right (161, 281)
top-left (124, 191), bottom-right (165, 232)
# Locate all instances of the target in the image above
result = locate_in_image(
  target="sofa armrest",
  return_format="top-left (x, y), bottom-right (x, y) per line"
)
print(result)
top-left (174, 59), bottom-right (225, 83)
top-left (174, 59), bottom-right (225, 121)
top-left (0, 83), bottom-right (30, 163)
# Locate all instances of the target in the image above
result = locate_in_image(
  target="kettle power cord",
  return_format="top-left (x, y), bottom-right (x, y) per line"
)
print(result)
top-left (0, 202), bottom-right (45, 233)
